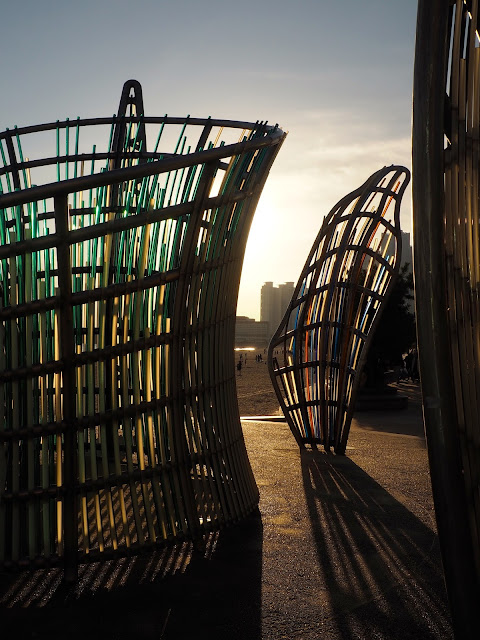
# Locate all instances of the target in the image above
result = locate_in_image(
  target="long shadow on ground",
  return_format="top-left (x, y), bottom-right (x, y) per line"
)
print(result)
top-left (301, 449), bottom-right (453, 639)
top-left (0, 512), bottom-right (263, 640)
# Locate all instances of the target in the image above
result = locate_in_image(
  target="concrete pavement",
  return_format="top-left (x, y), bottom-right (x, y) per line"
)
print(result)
top-left (0, 382), bottom-right (453, 639)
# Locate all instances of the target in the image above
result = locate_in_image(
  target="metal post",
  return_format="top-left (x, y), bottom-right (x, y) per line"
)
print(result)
top-left (54, 194), bottom-right (78, 583)
top-left (412, 1), bottom-right (480, 636)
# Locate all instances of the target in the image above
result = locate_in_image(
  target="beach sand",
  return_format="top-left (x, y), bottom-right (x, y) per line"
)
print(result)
top-left (234, 349), bottom-right (417, 422)
top-left (235, 349), bottom-right (280, 417)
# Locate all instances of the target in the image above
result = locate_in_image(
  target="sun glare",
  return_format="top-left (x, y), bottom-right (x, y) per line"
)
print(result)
top-left (244, 192), bottom-right (276, 258)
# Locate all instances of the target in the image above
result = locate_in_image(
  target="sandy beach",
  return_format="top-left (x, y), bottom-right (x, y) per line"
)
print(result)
top-left (234, 348), bottom-right (419, 421)
top-left (234, 349), bottom-right (281, 416)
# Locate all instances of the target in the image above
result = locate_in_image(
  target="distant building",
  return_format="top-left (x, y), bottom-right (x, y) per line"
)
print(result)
top-left (377, 229), bottom-right (413, 270)
top-left (400, 231), bottom-right (413, 270)
top-left (400, 231), bottom-right (414, 313)
top-left (235, 316), bottom-right (269, 347)
top-left (378, 230), bottom-right (414, 311)
top-left (260, 281), bottom-right (295, 339)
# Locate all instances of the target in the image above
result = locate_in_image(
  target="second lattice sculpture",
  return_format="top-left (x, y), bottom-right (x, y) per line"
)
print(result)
top-left (268, 166), bottom-right (410, 453)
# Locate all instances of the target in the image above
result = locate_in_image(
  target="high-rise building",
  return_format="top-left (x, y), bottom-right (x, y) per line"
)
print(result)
top-left (400, 231), bottom-right (413, 270)
top-left (260, 281), bottom-right (295, 338)
top-left (260, 282), bottom-right (275, 330)
top-left (400, 231), bottom-right (414, 313)
top-left (378, 229), bottom-right (413, 270)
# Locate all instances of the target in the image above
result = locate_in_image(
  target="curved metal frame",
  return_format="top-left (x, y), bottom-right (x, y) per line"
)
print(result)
top-left (268, 166), bottom-right (409, 454)
top-left (413, 1), bottom-right (480, 636)
top-left (0, 81), bottom-right (286, 580)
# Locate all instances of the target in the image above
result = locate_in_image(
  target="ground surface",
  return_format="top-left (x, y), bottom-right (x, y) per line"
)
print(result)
top-left (0, 357), bottom-right (453, 639)
top-left (235, 349), bottom-right (281, 416)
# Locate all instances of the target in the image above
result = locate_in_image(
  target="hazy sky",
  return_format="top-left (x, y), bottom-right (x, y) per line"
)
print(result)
top-left (1, 0), bottom-right (418, 319)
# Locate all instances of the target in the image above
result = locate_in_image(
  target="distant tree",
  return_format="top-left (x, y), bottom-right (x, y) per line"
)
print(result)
top-left (364, 263), bottom-right (416, 388)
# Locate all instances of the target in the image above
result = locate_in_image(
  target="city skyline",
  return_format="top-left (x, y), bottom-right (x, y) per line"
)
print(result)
top-left (246, 231), bottom-right (414, 321)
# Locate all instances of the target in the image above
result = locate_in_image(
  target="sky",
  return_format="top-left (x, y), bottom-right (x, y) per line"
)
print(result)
top-left (1, 0), bottom-right (419, 319)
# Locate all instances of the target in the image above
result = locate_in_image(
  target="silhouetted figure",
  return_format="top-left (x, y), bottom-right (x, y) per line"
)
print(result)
top-left (398, 356), bottom-right (409, 382)
top-left (409, 349), bottom-right (420, 383)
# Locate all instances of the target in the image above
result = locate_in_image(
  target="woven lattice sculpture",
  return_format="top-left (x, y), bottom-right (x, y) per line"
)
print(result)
top-left (0, 80), bottom-right (285, 579)
top-left (268, 166), bottom-right (409, 454)
top-left (413, 1), bottom-right (480, 634)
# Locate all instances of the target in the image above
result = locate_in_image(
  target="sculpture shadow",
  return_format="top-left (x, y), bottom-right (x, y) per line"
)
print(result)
top-left (0, 511), bottom-right (263, 640)
top-left (301, 449), bottom-right (453, 639)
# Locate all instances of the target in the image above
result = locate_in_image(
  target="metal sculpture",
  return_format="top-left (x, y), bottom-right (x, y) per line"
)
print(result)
top-left (268, 166), bottom-right (409, 454)
top-left (413, 1), bottom-right (480, 636)
top-left (0, 80), bottom-right (286, 580)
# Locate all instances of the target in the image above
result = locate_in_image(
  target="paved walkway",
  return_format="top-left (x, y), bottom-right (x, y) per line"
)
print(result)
top-left (0, 383), bottom-right (453, 639)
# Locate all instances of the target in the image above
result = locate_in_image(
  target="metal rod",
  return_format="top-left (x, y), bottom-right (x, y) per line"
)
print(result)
top-left (54, 194), bottom-right (78, 583)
